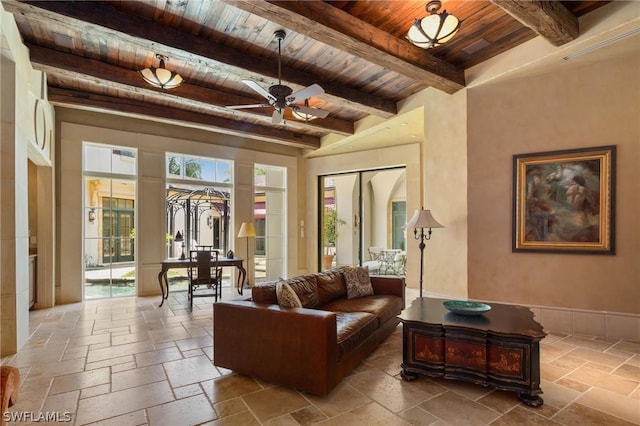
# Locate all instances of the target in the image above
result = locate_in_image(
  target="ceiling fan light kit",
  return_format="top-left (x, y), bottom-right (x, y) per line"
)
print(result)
top-left (226, 30), bottom-right (329, 125)
top-left (139, 54), bottom-right (184, 89)
top-left (407, 0), bottom-right (461, 49)
top-left (292, 99), bottom-right (318, 122)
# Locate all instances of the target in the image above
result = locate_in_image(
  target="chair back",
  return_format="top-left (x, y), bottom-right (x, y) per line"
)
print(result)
top-left (189, 248), bottom-right (220, 282)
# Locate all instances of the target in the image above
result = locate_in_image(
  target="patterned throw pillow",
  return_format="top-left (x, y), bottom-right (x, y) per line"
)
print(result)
top-left (276, 280), bottom-right (303, 308)
top-left (343, 266), bottom-right (374, 299)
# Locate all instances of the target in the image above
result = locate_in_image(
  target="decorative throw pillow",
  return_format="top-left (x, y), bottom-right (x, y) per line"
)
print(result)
top-left (276, 280), bottom-right (303, 308)
top-left (343, 266), bottom-right (374, 299)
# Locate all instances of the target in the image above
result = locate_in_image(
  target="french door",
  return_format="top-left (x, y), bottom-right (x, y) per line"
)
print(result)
top-left (83, 143), bottom-right (137, 299)
top-left (318, 167), bottom-right (406, 272)
top-left (102, 204), bottom-right (135, 263)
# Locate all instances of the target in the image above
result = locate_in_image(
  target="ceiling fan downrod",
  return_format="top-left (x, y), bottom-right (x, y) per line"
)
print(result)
top-left (274, 29), bottom-right (286, 86)
top-left (270, 30), bottom-right (292, 111)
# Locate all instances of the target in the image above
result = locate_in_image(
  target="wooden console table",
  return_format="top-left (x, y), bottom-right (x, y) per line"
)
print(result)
top-left (157, 257), bottom-right (246, 307)
top-left (399, 297), bottom-right (546, 406)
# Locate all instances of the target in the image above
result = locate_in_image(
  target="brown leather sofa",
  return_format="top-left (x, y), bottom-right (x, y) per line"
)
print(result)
top-left (213, 268), bottom-right (405, 396)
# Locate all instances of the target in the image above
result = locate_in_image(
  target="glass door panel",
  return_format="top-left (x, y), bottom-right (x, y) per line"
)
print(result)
top-left (319, 168), bottom-right (406, 275)
top-left (254, 164), bottom-right (286, 283)
top-left (84, 176), bottom-right (136, 299)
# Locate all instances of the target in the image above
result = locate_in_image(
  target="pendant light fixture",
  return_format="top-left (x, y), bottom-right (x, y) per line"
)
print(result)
top-left (407, 1), bottom-right (461, 49)
top-left (139, 54), bottom-right (184, 90)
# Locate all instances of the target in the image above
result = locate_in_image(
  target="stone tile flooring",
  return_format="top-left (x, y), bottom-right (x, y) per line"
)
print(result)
top-left (2, 287), bottom-right (639, 425)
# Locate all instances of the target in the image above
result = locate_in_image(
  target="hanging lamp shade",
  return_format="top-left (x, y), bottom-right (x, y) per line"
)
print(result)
top-left (139, 54), bottom-right (183, 90)
top-left (292, 99), bottom-right (318, 122)
top-left (407, 1), bottom-right (461, 49)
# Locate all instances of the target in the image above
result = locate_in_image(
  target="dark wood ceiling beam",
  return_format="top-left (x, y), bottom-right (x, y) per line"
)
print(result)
top-left (6, 0), bottom-right (394, 118)
top-left (48, 87), bottom-right (320, 149)
top-left (491, 0), bottom-right (579, 46)
top-left (26, 44), bottom-right (353, 136)
top-left (222, 0), bottom-right (466, 94)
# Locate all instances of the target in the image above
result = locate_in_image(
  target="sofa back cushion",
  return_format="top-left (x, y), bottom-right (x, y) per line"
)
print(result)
top-left (316, 269), bottom-right (347, 305)
top-left (276, 280), bottom-right (303, 308)
top-left (252, 282), bottom-right (278, 304)
top-left (286, 274), bottom-right (319, 308)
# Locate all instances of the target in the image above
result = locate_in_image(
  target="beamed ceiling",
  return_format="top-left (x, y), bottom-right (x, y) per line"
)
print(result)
top-left (3, 0), bottom-right (611, 150)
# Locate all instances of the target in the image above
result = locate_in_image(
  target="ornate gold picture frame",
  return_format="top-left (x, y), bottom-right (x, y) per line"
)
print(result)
top-left (512, 146), bottom-right (615, 254)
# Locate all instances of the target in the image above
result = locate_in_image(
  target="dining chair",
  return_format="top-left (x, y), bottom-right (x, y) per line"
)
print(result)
top-left (187, 248), bottom-right (222, 309)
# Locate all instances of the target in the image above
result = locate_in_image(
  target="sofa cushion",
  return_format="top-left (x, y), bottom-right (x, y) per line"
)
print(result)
top-left (252, 282), bottom-right (278, 304)
top-left (276, 280), bottom-right (303, 308)
top-left (343, 266), bottom-right (374, 299)
top-left (335, 312), bottom-right (377, 361)
top-left (286, 274), bottom-right (319, 308)
top-left (321, 295), bottom-right (403, 327)
top-left (316, 269), bottom-right (347, 304)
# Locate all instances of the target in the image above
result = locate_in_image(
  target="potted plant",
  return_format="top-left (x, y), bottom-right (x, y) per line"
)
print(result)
top-left (323, 207), bottom-right (346, 269)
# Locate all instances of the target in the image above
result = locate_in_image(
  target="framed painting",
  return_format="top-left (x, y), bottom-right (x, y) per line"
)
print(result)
top-left (512, 146), bottom-right (615, 254)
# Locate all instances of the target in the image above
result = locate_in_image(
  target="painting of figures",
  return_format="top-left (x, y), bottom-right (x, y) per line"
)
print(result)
top-left (512, 146), bottom-right (615, 254)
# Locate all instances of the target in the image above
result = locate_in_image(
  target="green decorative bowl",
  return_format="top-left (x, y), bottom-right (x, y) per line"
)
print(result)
top-left (443, 300), bottom-right (491, 316)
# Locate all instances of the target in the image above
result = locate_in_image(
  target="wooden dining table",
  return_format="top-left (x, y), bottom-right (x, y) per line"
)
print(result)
top-left (157, 257), bottom-right (246, 307)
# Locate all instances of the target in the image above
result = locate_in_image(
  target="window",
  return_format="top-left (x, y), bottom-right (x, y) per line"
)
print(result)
top-left (83, 143), bottom-right (137, 299)
top-left (254, 164), bottom-right (286, 282)
top-left (319, 167), bottom-right (406, 275)
top-left (167, 153), bottom-right (232, 183)
top-left (165, 153), bottom-right (233, 291)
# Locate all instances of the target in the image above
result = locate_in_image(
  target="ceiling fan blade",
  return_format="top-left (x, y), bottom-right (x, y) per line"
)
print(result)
top-left (226, 103), bottom-right (271, 110)
top-left (288, 83), bottom-right (324, 104)
top-left (272, 109), bottom-right (284, 125)
top-left (291, 104), bottom-right (330, 119)
top-left (242, 79), bottom-right (276, 102)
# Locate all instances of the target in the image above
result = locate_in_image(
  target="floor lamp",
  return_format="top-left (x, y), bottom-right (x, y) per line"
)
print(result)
top-left (237, 222), bottom-right (256, 287)
top-left (406, 208), bottom-right (444, 298)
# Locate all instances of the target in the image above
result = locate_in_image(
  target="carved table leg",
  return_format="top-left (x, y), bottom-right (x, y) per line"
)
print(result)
top-left (400, 368), bottom-right (419, 381)
top-left (236, 264), bottom-right (246, 295)
top-left (518, 392), bottom-right (544, 407)
top-left (158, 270), bottom-right (170, 307)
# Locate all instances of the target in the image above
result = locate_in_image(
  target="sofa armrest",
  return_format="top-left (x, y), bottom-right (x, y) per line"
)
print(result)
top-left (213, 301), bottom-right (338, 395)
top-left (370, 276), bottom-right (405, 309)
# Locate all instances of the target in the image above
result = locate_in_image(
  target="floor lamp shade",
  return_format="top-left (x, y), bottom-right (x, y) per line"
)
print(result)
top-left (406, 209), bottom-right (444, 229)
top-left (237, 222), bottom-right (257, 238)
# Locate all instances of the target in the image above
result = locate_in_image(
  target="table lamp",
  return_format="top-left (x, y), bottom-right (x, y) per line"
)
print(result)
top-left (174, 230), bottom-right (185, 260)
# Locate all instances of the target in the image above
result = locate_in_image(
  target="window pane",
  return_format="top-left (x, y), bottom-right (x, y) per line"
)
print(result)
top-left (201, 159), bottom-right (216, 182)
top-left (111, 148), bottom-right (137, 175)
top-left (255, 164), bottom-right (285, 188)
top-left (184, 157), bottom-right (203, 180)
top-left (217, 161), bottom-right (232, 183)
top-left (167, 155), bottom-right (182, 178)
top-left (84, 145), bottom-right (112, 173)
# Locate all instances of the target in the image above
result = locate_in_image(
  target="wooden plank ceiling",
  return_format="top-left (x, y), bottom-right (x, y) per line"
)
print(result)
top-left (4, 0), bottom-right (609, 149)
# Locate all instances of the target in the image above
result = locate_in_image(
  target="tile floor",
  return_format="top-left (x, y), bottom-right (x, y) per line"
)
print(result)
top-left (2, 287), bottom-right (639, 425)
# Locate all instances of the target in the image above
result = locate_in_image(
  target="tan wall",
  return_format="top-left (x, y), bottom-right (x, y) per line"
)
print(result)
top-left (467, 52), bottom-right (640, 314)
top-left (1, 2), bottom-right (56, 355)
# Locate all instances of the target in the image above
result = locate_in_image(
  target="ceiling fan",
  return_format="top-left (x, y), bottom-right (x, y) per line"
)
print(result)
top-left (227, 30), bottom-right (330, 125)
